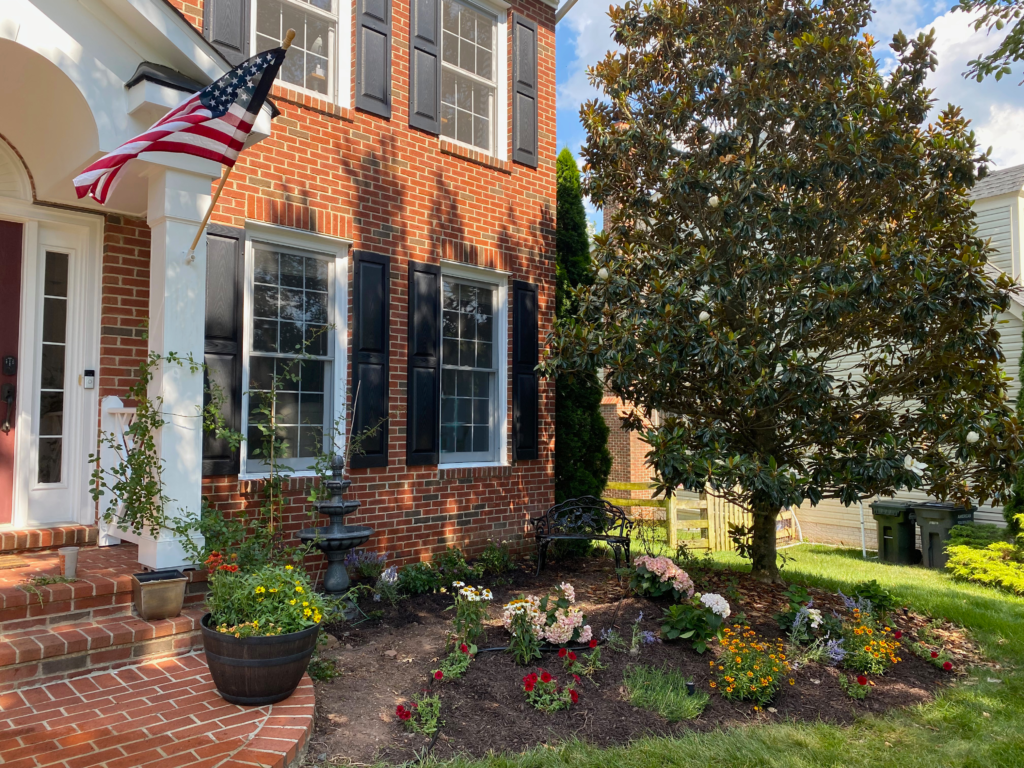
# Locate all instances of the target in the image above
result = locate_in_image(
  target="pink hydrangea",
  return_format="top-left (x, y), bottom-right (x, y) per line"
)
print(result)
top-left (634, 555), bottom-right (695, 598)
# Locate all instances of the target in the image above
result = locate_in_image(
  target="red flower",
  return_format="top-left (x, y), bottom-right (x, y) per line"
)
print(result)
top-left (894, 631), bottom-right (903, 640)
top-left (573, 674), bottom-right (581, 683)
top-left (460, 643), bottom-right (469, 654)
top-left (570, 689), bottom-right (579, 704)
top-left (396, 705), bottom-right (411, 721)
top-left (589, 639), bottom-right (598, 649)
top-left (857, 675), bottom-right (868, 686)
top-left (558, 648), bottom-right (567, 658)
top-left (540, 671), bottom-right (553, 684)
top-left (524, 680), bottom-right (535, 692)
top-left (434, 670), bottom-right (444, 681)
top-left (931, 651), bottom-right (939, 659)
top-left (568, 651), bottom-right (577, 662)
top-left (943, 661), bottom-right (953, 671)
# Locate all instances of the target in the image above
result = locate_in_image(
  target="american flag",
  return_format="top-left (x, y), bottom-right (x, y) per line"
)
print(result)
top-left (74, 48), bottom-right (287, 204)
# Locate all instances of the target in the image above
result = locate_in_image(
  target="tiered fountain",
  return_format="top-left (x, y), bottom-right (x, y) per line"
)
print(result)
top-left (298, 456), bottom-right (374, 593)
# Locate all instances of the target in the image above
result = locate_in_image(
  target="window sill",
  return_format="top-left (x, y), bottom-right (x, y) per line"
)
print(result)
top-left (440, 140), bottom-right (511, 173)
top-left (271, 84), bottom-right (354, 122)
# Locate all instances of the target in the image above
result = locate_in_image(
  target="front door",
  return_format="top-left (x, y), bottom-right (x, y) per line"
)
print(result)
top-left (0, 221), bottom-right (22, 526)
top-left (0, 215), bottom-right (100, 529)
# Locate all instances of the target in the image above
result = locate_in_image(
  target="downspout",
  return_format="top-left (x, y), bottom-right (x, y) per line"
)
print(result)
top-left (859, 500), bottom-right (867, 559)
top-left (556, 0), bottom-right (580, 24)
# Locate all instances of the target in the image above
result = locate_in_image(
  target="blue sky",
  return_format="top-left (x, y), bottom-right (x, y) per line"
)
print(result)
top-left (555, 1), bottom-right (1022, 229)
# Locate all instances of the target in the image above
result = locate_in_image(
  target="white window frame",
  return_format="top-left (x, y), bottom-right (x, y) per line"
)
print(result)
top-left (440, 0), bottom-right (509, 161)
top-left (438, 260), bottom-right (508, 468)
top-left (240, 222), bottom-right (350, 478)
top-left (250, 0), bottom-right (352, 109)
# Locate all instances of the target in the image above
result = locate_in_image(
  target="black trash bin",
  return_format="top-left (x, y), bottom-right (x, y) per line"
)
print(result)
top-left (870, 500), bottom-right (918, 565)
top-left (913, 502), bottom-right (975, 569)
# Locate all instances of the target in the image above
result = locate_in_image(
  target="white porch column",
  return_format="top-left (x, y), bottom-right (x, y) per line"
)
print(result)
top-left (138, 162), bottom-right (218, 569)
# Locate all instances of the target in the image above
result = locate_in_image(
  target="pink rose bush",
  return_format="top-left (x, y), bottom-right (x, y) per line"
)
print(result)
top-left (630, 555), bottom-right (695, 601)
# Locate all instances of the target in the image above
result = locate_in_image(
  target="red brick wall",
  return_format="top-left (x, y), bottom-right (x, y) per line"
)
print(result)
top-left (99, 215), bottom-right (151, 398)
top-left (141, 0), bottom-right (559, 566)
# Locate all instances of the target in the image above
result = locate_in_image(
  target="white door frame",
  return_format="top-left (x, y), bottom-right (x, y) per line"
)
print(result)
top-left (0, 195), bottom-right (103, 528)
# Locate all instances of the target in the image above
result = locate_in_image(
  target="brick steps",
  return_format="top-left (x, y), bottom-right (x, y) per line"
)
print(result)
top-left (0, 608), bottom-right (207, 692)
top-left (0, 652), bottom-right (314, 768)
top-left (0, 526), bottom-right (98, 554)
top-left (0, 544), bottom-right (207, 631)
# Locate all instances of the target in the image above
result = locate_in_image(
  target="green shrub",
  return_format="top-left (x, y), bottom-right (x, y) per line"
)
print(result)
top-left (852, 580), bottom-right (901, 618)
top-left (660, 595), bottom-right (728, 653)
top-left (947, 523), bottom-right (1008, 549)
top-left (478, 540), bottom-right (516, 576)
top-left (624, 665), bottom-right (709, 721)
top-left (947, 542), bottom-right (1024, 595)
top-left (398, 562), bottom-right (438, 596)
top-left (432, 547), bottom-right (483, 585)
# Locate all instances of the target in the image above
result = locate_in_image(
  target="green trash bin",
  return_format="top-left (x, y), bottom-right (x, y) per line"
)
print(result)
top-left (913, 502), bottom-right (975, 570)
top-left (871, 500), bottom-right (918, 565)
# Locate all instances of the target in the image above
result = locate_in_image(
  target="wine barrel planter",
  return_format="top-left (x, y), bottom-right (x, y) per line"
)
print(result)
top-left (200, 614), bottom-right (319, 705)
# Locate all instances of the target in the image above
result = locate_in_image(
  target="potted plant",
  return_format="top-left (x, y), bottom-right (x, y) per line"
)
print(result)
top-left (132, 569), bottom-right (188, 620)
top-left (201, 556), bottom-right (326, 705)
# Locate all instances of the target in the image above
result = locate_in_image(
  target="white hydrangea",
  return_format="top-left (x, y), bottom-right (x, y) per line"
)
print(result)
top-left (806, 607), bottom-right (823, 629)
top-left (699, 592), bottom-right (731, 619)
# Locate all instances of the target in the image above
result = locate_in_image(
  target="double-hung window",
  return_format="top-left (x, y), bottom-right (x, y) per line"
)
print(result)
top-left (440, 275), bottom-right (499, 463)
top-left (441, 0), bottom-right (497, 153)
top-left (246, 245), bottom-right (336, 472)
top-left (255, 0), bottom-right (339, 100)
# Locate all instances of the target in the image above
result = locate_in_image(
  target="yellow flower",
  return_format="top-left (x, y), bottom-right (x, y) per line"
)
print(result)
top-left (289, 599), bottom-right (297, 605)
top-left (295, 586), bottom-right (304, 594)
top-left (304, 608), bottom-right (312, 617)
top-left (269, 588), bottom-right (277, 593)
top-left (709, 682), bottom-right (717, 688)
top-left (789, 679), bottom-right (795, 685)
top-left (255, 586), bottom-right (266, 594)
top-left (303, 601), bottom-right (309, 607)
top-left (285, 565), bottom-right (294, 570)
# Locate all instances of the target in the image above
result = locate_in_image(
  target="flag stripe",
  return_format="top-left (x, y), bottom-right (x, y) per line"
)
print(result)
top-left (73, 48), bottom-right (285, 204)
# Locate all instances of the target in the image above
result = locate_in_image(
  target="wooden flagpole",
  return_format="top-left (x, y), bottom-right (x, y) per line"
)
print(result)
top-left (185, 28), bottom-right (296, 264)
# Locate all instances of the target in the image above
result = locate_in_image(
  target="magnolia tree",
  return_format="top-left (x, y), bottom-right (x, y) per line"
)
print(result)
top-left (547, 0), bottom-right (1024, 581)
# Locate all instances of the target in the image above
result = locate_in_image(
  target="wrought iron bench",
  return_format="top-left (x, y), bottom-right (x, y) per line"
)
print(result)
top-left (530, 496), bottom-right (634, 576)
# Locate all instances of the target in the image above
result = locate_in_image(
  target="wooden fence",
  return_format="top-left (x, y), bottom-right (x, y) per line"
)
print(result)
top-left (603, 483), bottom-right (797, 553)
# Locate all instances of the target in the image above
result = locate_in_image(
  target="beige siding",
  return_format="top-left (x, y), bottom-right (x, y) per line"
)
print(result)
top-left (976, 204), bottom-right (1015, 277)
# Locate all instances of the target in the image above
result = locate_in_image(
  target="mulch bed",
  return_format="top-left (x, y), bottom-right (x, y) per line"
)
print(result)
top-left (303, 556), bottom-right (982, 766)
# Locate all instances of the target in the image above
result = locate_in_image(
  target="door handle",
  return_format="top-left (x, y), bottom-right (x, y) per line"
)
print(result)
top-left (1, 383), bottom-right (13, 435)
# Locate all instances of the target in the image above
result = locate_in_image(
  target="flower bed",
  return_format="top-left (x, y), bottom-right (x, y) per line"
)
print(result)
top-left (308, 558), bottom-right (978, 765)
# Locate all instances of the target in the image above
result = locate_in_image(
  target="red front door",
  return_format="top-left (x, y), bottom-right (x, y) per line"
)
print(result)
top-left (0, 220), bottom-right (22, 526)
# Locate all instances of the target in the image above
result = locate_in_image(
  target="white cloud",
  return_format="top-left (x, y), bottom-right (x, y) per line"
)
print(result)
top-left (556, 0), bottom-right (618, 114)
top-left (910, 8), bottom-right (1022, 168)
top-left (555, 2), bottom-right (1024, 170)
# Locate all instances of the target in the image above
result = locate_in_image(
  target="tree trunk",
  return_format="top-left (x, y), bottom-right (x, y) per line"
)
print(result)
top-left (749, 496), bottom-right (782, 583)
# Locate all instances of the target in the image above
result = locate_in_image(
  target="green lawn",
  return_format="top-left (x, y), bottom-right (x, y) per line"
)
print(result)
top-left (425, 545), bottom-right (1024, 768)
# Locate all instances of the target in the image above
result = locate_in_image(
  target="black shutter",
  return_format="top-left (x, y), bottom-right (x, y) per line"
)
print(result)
top-left (406, 262), bottom-right (441, 465)
top-left (512, 14), bottom-right (538, 168)
top-left (512, 280), bottom-right (539, 461)
top-left (351, 251), bottom-right (390, 468)
top-left (409, 0), bottom-right (441, 133)
top-left (356, 0), bottom-right (393, 118)
top-left (203, 0), bottom-right (250, 66)
top-left (202, 224), bottom-right (245, 476)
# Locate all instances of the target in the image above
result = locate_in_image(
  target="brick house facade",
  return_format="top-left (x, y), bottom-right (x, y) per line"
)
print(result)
top-left (0, 0), bottom-right (557, 570)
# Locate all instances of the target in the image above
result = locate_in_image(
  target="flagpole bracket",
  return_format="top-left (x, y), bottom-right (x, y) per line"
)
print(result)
top-left (185, 248), bottom-right (196, 265)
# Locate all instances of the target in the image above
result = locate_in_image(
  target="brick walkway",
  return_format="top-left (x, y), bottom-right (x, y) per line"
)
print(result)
top-left (0, 652), bottom-right (314, 768)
